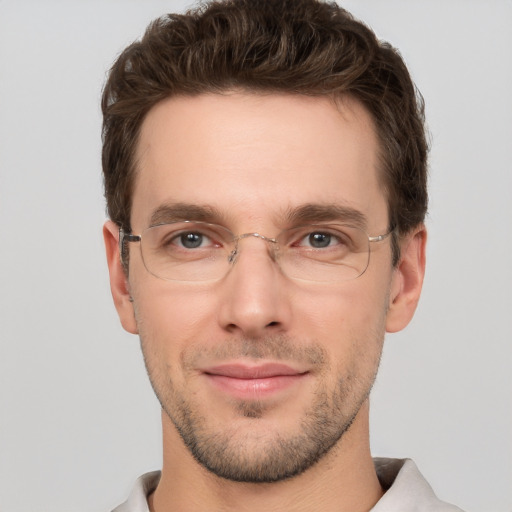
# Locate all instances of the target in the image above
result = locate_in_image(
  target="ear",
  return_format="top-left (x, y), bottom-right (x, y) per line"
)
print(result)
top-left (103, 220), bottom-right (138, 334)
top-left (386, 225), bottom-right (427, 333)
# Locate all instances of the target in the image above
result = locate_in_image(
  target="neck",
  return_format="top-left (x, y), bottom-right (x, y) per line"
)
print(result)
top-left (149, 402), bottom-right (383, 512)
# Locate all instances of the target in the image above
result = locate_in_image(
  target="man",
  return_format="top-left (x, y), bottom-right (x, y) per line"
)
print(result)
top-left (102, 0), bottom-right (463, 510)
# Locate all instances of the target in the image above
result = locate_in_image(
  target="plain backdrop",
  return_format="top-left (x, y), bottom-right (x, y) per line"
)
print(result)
top-left (0, 1), bottom-right (511, 511)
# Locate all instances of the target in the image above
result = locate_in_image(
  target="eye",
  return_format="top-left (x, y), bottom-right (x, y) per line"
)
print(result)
top-left (297, 230), bottom-right (345, 249)
top-left (149, 222), bottom-right (235, 255)
top-left (287, 225), bottom-right (359, 256)
top-left (175, 231), bottom-right (208, 249)
top-left (170, 230), bottom-right (218, 250)
top-left (306, 232), bottom-right (334, 248)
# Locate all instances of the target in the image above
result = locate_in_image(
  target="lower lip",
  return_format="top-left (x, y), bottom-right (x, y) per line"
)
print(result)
top-left (205, 374), bottom-right (307, 400)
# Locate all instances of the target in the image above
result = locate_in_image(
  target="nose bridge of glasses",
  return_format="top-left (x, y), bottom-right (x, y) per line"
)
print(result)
top-left (236, 232), bottom-right (278, 243)
top-left (228, 232), bottom-right (279, 264)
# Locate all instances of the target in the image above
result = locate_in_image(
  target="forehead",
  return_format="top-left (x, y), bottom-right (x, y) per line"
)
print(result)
top-left (132, 92), bottom-right (387, 231)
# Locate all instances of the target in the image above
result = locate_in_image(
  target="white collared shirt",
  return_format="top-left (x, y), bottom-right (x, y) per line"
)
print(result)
top-left (112, 458), bottom-right (464, 512)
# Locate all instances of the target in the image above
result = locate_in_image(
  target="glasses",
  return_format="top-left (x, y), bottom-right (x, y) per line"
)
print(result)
top-left (120, 221), bottom-right (392, 283)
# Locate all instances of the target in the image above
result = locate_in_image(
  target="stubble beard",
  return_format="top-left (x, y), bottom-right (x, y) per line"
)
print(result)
top-left (139, 333), bottom-right (383, 484)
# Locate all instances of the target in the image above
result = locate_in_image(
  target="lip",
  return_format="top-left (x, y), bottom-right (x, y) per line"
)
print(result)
top-left (202, 363), bottom-right (309, 400)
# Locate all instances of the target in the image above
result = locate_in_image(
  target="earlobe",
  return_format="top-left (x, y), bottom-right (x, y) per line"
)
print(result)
top-left (103, 220), bottom-right (139, 335)
top-left (385, 225), bottom-right (427, 333)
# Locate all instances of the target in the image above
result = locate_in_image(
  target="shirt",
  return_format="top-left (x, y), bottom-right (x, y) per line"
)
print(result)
top-left (112, 458), bottom-right (464, 511)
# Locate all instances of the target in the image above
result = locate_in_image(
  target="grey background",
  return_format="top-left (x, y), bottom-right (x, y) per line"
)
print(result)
top-left (0, 1), bottom-right (510, 510)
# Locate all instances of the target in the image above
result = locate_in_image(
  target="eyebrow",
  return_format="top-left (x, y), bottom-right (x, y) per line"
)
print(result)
top-left (148, 201), bottom-right (368, 231)
top-left (149, 202), bottom-right (225, 226)
top-left (283, 203), bottom-right (368, 230)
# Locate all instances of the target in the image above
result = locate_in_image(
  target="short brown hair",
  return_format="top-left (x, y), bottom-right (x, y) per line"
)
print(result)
top-left (102, 0), bottom-right (428, 263)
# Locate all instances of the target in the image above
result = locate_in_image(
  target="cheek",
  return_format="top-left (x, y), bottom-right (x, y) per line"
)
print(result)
top-left (132, 284), bottom-right (220, 400)
top-left (294, 282), bottom-right (386, 334)
top-left (291, 284), bottom-right (388, 366)
top-left (132, 280), bottom-right (218, 350)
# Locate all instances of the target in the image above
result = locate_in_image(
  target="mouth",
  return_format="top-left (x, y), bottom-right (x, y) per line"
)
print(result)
top-left (201, 363), bottom-right (310, 400)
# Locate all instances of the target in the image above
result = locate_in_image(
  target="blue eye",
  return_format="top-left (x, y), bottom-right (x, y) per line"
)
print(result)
top-left (156, 222), bottom-right (230, 253)
top-left (308, 232), bottom-right (332, 248)
top-left (179, 232), bottom-right (205, 249)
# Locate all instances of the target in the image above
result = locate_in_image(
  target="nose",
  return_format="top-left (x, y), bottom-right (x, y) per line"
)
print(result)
top-left (217, 235), bottom-right (292, 338)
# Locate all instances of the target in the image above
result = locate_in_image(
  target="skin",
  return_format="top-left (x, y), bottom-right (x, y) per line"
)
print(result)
top-left (104, 92), bottom-right (426, 512)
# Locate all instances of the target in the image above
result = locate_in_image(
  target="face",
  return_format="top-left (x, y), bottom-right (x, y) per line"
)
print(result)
top-left (105, 92), bottom-right (425, 482)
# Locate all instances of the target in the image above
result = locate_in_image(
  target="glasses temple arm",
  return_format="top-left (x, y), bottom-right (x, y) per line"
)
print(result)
top-left (118, 227), bottom-right (141, 264)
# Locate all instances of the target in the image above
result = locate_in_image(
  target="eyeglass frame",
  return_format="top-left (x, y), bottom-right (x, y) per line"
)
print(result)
top-left (118, 221), bottom-right (394, 282)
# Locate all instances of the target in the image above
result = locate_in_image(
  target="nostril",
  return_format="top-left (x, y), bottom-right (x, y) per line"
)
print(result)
top-left (225, 323), bottom-right (238, 333)
top-left (266, 321), bottom-right (280, 328)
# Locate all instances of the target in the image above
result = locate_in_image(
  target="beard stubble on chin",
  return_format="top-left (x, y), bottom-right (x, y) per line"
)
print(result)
top-left (140, 333), bottom-right (383, 484)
